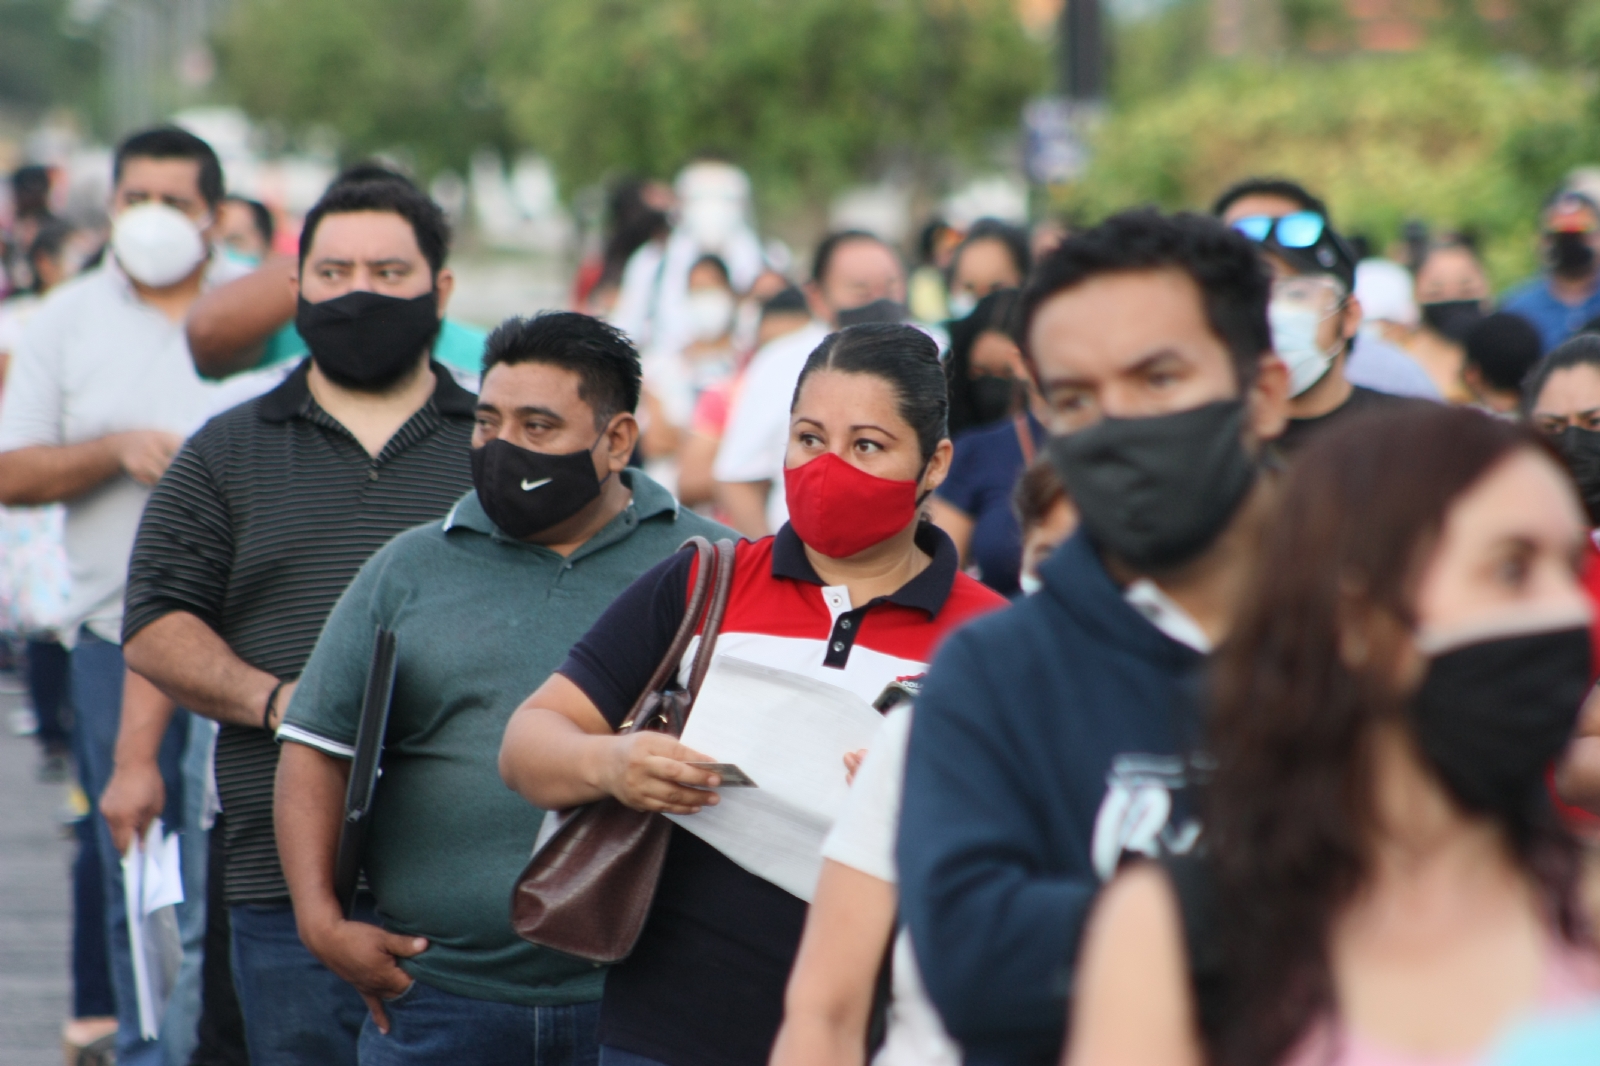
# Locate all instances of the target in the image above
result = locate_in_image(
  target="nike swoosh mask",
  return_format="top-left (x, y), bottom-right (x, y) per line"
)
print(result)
top-left (471, 437), bottom-right (608, 539)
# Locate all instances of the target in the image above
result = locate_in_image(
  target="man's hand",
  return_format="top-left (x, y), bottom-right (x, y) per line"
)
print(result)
top-left (303, 919), bottom-right (428, 1035)
top-left (101, 758), bottom-right (165, 854)
top-left (111, 430), bottom-right (182, 486)
top-left (602, 732), bottom-right (721, 815)
top-left (843, 749), bottom-right (868, 785)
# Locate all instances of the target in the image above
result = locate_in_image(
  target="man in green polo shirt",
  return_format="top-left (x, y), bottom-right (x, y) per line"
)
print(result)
top-left (273, 312), bottom-right (729, 1064)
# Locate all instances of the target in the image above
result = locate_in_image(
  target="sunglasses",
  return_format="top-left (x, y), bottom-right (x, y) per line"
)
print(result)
top-left (1231, 211), bottom-right (1326, 249)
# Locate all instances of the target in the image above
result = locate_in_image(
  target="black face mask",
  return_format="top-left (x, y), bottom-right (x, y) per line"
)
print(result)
top-left (1410, 622), bottom-right (1592, 820)
top-left (1556, 426), bottom-right (1600, 526)
top-left (1046, 398), bottom-right (1257, 572)
top-left (296, 290), bottom-right (441, 392)
top-left (1549, 232), bottom-right (1597, 279)
top-left (470, 437), bottom-right (607, 540)
top-left (968, 374), bottom-right (1022, 425)
top-left (835, 298), bottom-right (909, 327)
top-left (1420, 299), bottom-right (1483, 343)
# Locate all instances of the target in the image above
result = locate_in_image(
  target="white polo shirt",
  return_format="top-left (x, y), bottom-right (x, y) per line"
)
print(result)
top-left (710, 319), bottom-right (830, 531)
top-left (0, 257), bottom-right (253, 646)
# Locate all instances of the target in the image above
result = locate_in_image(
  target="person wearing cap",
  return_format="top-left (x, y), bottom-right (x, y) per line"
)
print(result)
top-left (1461, 311), bottom-right (1542, 416)
top-left (1214, 178), bottom-right (1412, 451)
top-left (1503, 190), bottom-right (1600, 355)
top-left (1350, 257), bottom-right (1444, 400)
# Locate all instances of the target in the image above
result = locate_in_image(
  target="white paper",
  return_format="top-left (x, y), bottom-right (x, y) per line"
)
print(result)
top-left (122, 819), bottom-right (184, 1040)
top-left (667, 655), bottom-right (886, 901)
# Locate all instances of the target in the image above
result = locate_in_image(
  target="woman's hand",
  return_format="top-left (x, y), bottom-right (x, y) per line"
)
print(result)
top-left (602, 732), bottom-right (723, 814)
top-left (844, 748), bottom-right (868, 785)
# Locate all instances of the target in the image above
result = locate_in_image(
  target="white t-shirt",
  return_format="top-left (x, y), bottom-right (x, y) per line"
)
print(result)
top-left (0, 257), bottom-right (264, 645)
top-left (821, 707), bottom-right (962, 1066)
top-left (711, 320), bottom-right (831, 531)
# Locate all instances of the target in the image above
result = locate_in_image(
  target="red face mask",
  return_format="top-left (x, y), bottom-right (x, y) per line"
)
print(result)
top-left (785, 451), bottom-right (920, 558)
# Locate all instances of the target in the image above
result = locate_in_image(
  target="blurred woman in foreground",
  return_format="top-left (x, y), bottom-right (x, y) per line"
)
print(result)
top-left (1067, 404), bottom-right (1600, 1066)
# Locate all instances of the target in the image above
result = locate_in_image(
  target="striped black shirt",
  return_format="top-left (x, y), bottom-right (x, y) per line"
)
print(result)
top-left (123, 360), bottom-right (475, 904)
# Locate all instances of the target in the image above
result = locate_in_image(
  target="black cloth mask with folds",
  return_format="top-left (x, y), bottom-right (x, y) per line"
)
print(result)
top-left (967, 374), bottom-right (1025, 426)
top-left (470, 437), bottom-right (608, 540)
top-left (1046, 398), bottom-right (1257, 572)
top-left (1409, 619), bottom-right (1592, 822)
top-left (1419, 299), bottom-right (1484, 344)
top-left (1549, 232), bottom-right (1597, 280)
top-left (1556, 426), bottom-right (1600, 526)
top-left (296, 290), bottom-right (441, 392)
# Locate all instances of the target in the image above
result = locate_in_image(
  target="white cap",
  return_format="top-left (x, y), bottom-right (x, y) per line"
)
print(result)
top-left (1354, 258), bottom-right (1419, 328)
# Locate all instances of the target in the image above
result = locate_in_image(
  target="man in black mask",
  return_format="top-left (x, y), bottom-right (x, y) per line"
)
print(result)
top-left (898, 209), bottom-right (1289, 1065)
top-left (119, 177), bottom-right (479, 1065)
top-left (1504, 190), bottom-right (1600, 355)
top-left (273, 312), bottom-right (727, 1064)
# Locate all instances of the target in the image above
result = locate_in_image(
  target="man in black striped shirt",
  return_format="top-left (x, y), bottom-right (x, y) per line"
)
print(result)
top-left (123, 178), bottom-right (474, 1066)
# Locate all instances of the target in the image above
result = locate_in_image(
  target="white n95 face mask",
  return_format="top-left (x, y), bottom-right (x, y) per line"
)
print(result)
top-left (112, 202), bottom-right (208, 288)
top-left (1269, 300), bottom-right (1340, 397)
top-left (686, 289), bottom-right (735, 342)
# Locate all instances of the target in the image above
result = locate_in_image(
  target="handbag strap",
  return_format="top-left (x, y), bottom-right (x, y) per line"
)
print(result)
top-left (684, 538), bottom-right (737, 698)
top-left (621, 537), bottom-right (715, 735)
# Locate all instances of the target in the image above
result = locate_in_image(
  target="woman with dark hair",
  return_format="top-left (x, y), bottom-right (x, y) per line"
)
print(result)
top-left (930, 288), bottom-right (1050, 595)
top-left (1066, 403), bottom-right (1600, 1066)
top-left (946, 218), bottom-right (1031, 321)
top-left (501, 323), bottom-right (1006, 1066)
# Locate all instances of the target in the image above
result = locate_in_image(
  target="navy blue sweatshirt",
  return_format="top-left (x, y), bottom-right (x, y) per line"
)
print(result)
top-left (897, 530), bottom-right (1208, 1066)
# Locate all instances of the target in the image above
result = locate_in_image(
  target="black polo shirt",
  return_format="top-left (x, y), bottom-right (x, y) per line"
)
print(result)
top-left (123, 360), bottom-right (475, 904)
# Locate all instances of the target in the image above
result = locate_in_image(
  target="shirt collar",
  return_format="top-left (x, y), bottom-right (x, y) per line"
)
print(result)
top-left (257, 358), bottom-right (475, 423)
top-left (1122, 579), bottom-right (1213, 654)
top-left (770, 521), bottom-right (958, 617)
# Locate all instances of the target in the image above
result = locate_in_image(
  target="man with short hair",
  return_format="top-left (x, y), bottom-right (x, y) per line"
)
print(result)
top-left (1214, 177), bottom-right (1409, 450)
top-left (712, 230), bottom-right (906, 536)
top-left (121, 176), bottom-right (477, 1064)
top-left (897, 210), bottom-right (1290, 1065)
top-left (1503, 191), bottom-right (1600, 354)
top-left (1461, 311), bottom-right (1542, 415)
top-left (274, 312), bottom-right (729, 1064)
top-left (0, 125), bottom-right (237, 1066)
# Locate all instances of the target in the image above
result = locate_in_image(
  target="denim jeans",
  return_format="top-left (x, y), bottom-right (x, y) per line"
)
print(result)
top-left (71, 629), bottom-right (188, 1066)
top-left (229, 902), bottom-right (368, 1065)
top-left (598, 1047), bottom-right (672, 1066)
top-left (160, 714), bottom-right (216, 1065)
top-left (359, 981), bottom-right (600, 1066)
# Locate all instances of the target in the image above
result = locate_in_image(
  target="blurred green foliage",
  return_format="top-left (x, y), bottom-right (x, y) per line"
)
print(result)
top-left (1079, 21), bottom-right (1600, 288)
top-left (217, 0), bottom-right (1046, 211)
top-left (0, 0), bottom-right (100, 122)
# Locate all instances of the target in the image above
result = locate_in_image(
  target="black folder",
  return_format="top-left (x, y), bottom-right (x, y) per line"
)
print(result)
top-left (333, 626), bottom-right (398, 918)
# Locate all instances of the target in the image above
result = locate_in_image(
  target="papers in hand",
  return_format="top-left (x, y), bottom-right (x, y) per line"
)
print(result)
top-left (122, 819), bottom-right (184, 1040)
top-left (668, 655), bottom-right (886, 901)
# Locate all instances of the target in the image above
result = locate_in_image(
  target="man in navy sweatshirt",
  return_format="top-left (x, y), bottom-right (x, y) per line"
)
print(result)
top-left (897, 210), bottom-right (1291, 1065)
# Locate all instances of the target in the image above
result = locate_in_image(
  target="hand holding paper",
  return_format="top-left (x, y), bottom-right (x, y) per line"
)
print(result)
top-left (121, 819), bottom-right (184, 1040)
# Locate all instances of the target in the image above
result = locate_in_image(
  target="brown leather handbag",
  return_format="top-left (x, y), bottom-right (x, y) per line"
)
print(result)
top-left (510, 535), bottom-right (737, 963)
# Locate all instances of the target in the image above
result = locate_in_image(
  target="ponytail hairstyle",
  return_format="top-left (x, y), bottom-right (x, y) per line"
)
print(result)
top-left (791, 323), bottom-right (948, 463)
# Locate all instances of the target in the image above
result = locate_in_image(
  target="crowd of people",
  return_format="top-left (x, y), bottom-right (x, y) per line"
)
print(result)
top-left (4, 120), bottom-right (1600, 1066)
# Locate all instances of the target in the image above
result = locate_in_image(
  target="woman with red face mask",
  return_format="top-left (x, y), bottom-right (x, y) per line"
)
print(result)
top-left (500, 323), bottom-right (1007, 1066)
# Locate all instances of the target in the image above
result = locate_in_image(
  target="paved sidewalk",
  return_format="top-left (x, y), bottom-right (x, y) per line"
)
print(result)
top-left (0, 680), bottom-right (73, 1066)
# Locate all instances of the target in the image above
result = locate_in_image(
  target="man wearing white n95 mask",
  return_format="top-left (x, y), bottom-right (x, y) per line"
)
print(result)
top-left (0, 124), bottom-right (246, 1066)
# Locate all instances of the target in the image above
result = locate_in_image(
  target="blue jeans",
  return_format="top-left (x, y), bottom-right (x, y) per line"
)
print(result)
top-left (161, 714), bottom-right (216, 1065)
top-left (598, 1048), bottom-right (671, 1066)
top-left (359, 982), bottom-right (599, 1066)
top-left (71, 629), bottom-right (188, 1066)
top-left (230, 902), bottom-right (368, 1065)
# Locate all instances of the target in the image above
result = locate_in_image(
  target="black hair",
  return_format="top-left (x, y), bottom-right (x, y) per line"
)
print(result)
top-left (26, 220), bottom-right (74, 294)
top-left (1211, 176), bottom-right (1329, 221)
top-left (918, 218), bottom-right (951, 265)
top-left (11, 165), bottom-right (50, 213)
top-left (1463, 312), bottom-right (1542, 394)
top-left (1522, 332), bottom-right (1600, 416)
top-left (113, 126), bottom-right (224, 207)
top-left (1019, 209), bottom-right (1274, 388)
top-left (811, 230), bottom-right (896, 286)
top-left (690, 254), bottom-right (731, 289)
top-left (791, 323), bottom-right (947, 462)
top-left (299, 179), bottom-right (450, 275)
top-left (481, 312), bottom-right (642, 430)
top-left (225, 195), bottom-right (275, 246)
top-left (333, 160), bottom-right (416, 188)
top-left (951, 219), bottom-right (1031, 285)
top-left (762, 285), bottom-right (809, 318)
top-left (946, 288), bottom-right (1023, 436)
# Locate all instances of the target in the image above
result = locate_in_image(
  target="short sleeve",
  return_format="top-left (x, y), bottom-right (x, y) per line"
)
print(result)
top-left (0, 313), bottom-right (65, 450)
top-left (121, 437), bottom-right (237, 642)
top-left (821, 706), bottom-right (913, 885)
top-left (276, 547), bottom-right (391, 756)
top-left (556, 547), bottom-right (695, 728)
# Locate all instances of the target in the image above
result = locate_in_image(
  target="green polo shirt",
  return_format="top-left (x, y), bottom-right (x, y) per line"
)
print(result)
top-left (279, 470), bottom-right (730, 1006)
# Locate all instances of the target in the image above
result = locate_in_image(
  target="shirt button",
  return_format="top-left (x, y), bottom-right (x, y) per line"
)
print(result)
top-left (840, 619), bottom-right (852, 629)
top-left (832, 641), bottom-right (845, 652)
top-left (367, 469), bottom-right (379, 481)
